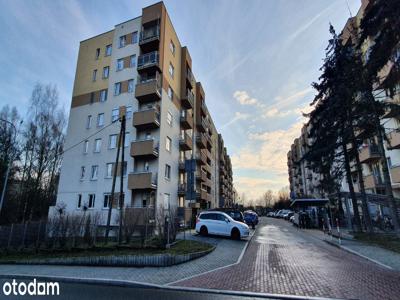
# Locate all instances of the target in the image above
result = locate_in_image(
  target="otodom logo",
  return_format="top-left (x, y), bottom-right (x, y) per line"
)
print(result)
top-left (2, 279), bottom-right (60, 296)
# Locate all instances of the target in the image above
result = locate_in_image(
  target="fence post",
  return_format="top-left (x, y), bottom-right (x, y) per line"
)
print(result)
top-left (7, 223), bottom-right (14, 250)
top-left (36, 220), bottom-right (42, 250)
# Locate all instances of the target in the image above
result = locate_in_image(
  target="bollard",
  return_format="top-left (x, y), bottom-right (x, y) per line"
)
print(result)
top-left (336, 218), bottom-right (341, 245)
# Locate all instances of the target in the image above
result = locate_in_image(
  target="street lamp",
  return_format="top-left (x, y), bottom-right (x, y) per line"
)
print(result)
top-left (0, 118), bottom-right (22, 216)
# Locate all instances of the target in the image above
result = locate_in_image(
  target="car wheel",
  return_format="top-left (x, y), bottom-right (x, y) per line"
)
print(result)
top-left (231, 228), bottom-right (240, 240)
top-left (200, 226), bottom-right (208, 236)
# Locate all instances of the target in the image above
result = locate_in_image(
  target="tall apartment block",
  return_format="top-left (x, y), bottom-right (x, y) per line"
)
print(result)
top-left (50, 2), bottom-right (235, 224)
top-left (287, 0), bottom-right (400, 217)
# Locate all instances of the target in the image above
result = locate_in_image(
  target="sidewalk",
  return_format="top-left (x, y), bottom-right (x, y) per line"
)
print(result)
top-left (306, 229), bottom-right (400, 271)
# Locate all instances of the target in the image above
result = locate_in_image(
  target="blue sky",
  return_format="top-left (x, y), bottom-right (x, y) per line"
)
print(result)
top-left (0, 0), bottom-right (361, 199)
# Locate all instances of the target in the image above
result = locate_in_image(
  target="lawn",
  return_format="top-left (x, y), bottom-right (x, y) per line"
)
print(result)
top-left (353, 233), bottom-right (400, 254)
top-left (0, 240), bottom-right (213, 262)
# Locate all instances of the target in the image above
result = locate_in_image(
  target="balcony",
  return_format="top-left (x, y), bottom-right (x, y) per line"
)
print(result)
top-left (197, 118), bottom-right (206, 133)
top-left (178, 183), bottom-right (186, 196)
top-left (364, 174), bottom-right (385, 190)
top-left (181, 89), bottom-right (194, 109)
top-left (195, 170), bottom-right (207, 182)
top-left (130, 139), bottom-right (159, 158)
top-left (179, 159), bottom-right (185, 171)
top-left (139, 25), bottom-right (160, 52)
top-left (387, 130), bottom-right (400, 150)
top-left (195, 151), bottom-right (207, 165)
top-left (135, 73), bottom-right (162, 103)
top-left (137, 51), bottom-right (160, 72)
top-left (196, 190), bottom-right (208, 201)
top-left (390, 165), bottom-right (400, 184)
top-left (359, 144), bottom-right (381, 163)
top-left (196, 133), bottom-right (206, 149)
top-left (179, 133), bottom-right (192, 151)
top-left (180, 111), bottom-right (193, 130)
top-left (132, 107), bottom-right (160, 130)
top-left (128, 172), bottom-right (157, 190)
top-left (205, 133), bottom-right (212, 149)
top-left (186, 68), bottom-right (195, 89)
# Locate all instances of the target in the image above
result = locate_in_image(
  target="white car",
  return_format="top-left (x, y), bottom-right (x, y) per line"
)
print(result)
top-left (195, 211), bottom-right (250, 240)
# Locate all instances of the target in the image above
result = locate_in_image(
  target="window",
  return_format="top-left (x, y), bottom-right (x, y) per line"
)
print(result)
top-left (169, 40), bottom-right (175, 54)
top-left (105, 44), bottom-right (112, 56)
top-left (119, 35), bottom-right (126, 48)
top-left (90, 92), bottom-right (95, 104)
top-left (167, 111), bottom-right (173, 126)
top-left (124, 132), bottom-right (130, 147)
top-left (77, 194), bottom-right (82, 208)
top-left (121, 161), bottom-right (127, 176)
top-left (126, 106), bottom-right (132, 119)
top-left (106, 163), bottom-right (113, 178)
top-left (95, 48), bottom-right (100, 60)
top-left (94, 139), bottom-right (101, 153)
top-left (80, 166), bottom-right (85, 180)
top-left (88, 194), bottom-right (96, 208)
top-left (91, 165), bottom-right (98, 180)
top-left (109, 134), bottom-right (117, 149)
top-left (103, 194), bottom-right (111, 208)
top-left (166, 137), bottom-right (171, 152)
top-left (132, 31), bottom-right (138, 44)
top-left (86, 115), bottom-right (92, 129)
top-left (128, 79), bottom-right (134, 93)
top-left (168, 63), bottom-right (174, 78)
top-left (114, 82), bottom-right (121, 95)
top-left (117, 59), bottom-right (124, 71)
top-left (112, 108), bottom-right (119, 122)
top-left (83, 140), bottom-right (89, 154)
top-left (165, 164), bottom-right (171, 180)
top-left (100, 89), bottom-right (108, 102)
top-left (103, 66), bottom-right (109, 79)
top-left (130, 55), bottom-right (136, 68)
top-left (97, 113), bottom-right (104, 127)
top-left (167, 86), bottom-right (173, 100)
top-left (163, 193), bottom-right (170, 209)
top-left (92, 69), bottom-right (97, 81)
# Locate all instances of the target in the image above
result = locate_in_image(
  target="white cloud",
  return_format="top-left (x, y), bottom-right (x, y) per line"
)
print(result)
top-left (263, 102), bottom-right (314, 119)
top-left (234, 176), bottom-right (287, 200)
top-left (233, 90), bottom-right (259, 106)
top-left (220, 111), bottom-right (250, 129)
top-left (232, 120), bottom-right (303, 172)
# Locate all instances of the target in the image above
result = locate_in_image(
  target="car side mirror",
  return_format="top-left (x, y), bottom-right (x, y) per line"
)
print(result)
top-left (225, 218), bottom-right (230, 223)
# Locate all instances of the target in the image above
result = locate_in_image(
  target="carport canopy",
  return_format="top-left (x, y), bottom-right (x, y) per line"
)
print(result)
top-left (290, 198), bottom-right (329, 208)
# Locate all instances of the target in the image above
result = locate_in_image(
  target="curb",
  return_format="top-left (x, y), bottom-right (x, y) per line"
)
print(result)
top-left (323, 240), bottom-right (393, 270)
top-left (0, 273), bottom-right (346, 300)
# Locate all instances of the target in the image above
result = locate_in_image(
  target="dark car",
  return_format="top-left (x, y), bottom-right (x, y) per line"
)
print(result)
top-left (244, 211), bottom-right (258, 229)
top-left (211, 209), bottom-right (244, 223)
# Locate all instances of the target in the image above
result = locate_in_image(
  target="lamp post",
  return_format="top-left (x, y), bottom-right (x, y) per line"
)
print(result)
top-left (0, 119), bottom-right (21, 216)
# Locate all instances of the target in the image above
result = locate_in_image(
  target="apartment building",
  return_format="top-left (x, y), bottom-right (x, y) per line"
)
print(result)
top-left (50, 2), bottom-right (234, 224)
top-left (218, 134), bottom-right (234, 207)
top-left (287, 0), bottom-right (400, 217)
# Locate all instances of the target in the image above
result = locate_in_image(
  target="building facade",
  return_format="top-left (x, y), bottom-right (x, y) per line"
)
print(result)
top-left (287, 0), bottom-right (400, 219)
top-left (50, 2), bottom-right (234, 224)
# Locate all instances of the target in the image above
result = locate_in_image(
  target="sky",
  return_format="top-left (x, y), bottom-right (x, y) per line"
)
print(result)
top-left (0, 0), bottom-right (361, 200)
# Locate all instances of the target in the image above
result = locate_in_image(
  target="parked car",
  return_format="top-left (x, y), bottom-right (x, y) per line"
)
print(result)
top-left (244, 211), bottom-right (259, 229)
top-left (283, 211), bottom-right (294, 220)
top-left (276, 209), bottom-right (291, 218)
top-left (289, 215), bottom-right (295, 223)
top-left (195, 211), bottom-right (250, 240)
top-left (267, 211), bottom-right (275, 217)
top-left (211, 209), bottom-right (244, 223)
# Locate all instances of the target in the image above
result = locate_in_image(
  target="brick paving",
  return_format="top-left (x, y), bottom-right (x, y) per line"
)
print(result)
top-left (0, 233), bottom-right (247, 285)
top-left (175, 218), bottom-right (400, 300)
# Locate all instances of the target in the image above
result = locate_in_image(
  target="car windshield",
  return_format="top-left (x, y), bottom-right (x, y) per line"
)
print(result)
top-left (0, 1), bottom-right (398, 300)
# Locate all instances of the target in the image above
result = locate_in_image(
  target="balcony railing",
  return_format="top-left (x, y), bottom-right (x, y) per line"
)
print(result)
top-left (359, 144), bottom-right (381, 163)
top-left (180, 110), bottom-right (193, 129)
top-left (181, 89), bottom-right (194, 109)
top-left (364, 173), bottom-right (384, 190)
top-left (132, 107), bottom-right (160, 129)
top-left (128, 172), bottom-right (158, 190)
top-left (130, 139), bottom-right (159, 158)
top-left (137, 51), bottom-right (159, 70)
top-left (186, 68), bottom-right (195, 88)
top-left (135, 72), bottom-right (162, 102)
top-left (387, 129), bottom-right (400, 150)
top-left (178, 183), bottom-right (186, 195)
top-left (179, 133), bottom-right (192, 151)
top-left (139, 26), bottom-right (160, 44)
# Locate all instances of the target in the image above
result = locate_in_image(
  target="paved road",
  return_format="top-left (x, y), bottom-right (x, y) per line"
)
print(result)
top-left (175, 217), bottom-right (400, 300)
